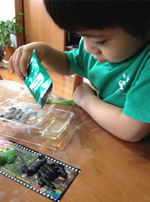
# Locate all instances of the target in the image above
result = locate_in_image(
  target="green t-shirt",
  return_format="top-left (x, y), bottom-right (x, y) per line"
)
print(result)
top-left (65, 39), bottom-right (150, 123)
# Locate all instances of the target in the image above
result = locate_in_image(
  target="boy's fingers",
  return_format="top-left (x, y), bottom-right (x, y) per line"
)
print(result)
top-left (9, 55), bottom-right (15, 74)
top-left (13, 50), bottom-right (25, 80)
top-left (19, 52), bottom-right (31, 77)
top-left (8, 46), bottom-right (32, 81)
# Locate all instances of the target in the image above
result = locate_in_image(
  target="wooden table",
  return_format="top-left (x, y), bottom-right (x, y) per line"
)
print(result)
top-left (0, 81), bottom-right (150, 202)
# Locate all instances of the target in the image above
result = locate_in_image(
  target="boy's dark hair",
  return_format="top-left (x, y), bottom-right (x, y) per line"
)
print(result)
top-left (43, 0), bottom-right (150, 41)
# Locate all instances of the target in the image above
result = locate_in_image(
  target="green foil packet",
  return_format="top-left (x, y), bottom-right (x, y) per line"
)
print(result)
top-left (24, 50), bottom-right (53, 108)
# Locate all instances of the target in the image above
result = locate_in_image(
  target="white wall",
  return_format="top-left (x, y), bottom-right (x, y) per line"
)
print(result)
top-left (0, 0), bottom-right (17, 48)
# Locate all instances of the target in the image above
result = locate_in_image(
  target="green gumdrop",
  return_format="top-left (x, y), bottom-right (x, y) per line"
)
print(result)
top-left (1, 149), bottom-right (17, 163)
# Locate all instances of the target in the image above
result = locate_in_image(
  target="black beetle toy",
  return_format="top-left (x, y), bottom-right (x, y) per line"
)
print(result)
top-left (21, 154), bottom-right (67, 189)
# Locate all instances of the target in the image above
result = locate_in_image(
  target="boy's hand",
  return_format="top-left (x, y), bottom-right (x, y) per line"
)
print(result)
top-left (73, 83), bottom-right (97, 108)
top-left (9, 45), bottom-right (33, 80)
top-left (73, 83), bottom-right (150, 142)
top-left (9, 43), bottom-right (45, 80)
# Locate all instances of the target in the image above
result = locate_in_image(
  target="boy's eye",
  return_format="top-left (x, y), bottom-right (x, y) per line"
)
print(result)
top-left (95, 40), bottom-right (107, 45)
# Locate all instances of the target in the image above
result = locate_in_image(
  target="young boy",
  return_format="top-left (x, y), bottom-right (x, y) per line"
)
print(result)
top-left (9, 1), bottom-right (150, 142)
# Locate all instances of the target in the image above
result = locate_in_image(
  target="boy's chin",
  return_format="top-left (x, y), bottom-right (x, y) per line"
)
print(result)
top-left (97, 60), bottom-right (106, 63)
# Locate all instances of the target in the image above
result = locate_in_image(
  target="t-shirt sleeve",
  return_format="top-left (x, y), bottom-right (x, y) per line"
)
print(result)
top-left (65, 39), bottom-right (88, 78)
top-left (123, 60), bottom-right (150, 123)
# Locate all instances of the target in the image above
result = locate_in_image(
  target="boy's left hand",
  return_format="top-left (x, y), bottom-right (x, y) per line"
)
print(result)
top-left (73, 83), bottom-right (97, 108)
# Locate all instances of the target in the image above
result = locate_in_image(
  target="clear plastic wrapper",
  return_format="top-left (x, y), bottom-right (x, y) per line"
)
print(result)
top-left (0, 81), bottom-right (75, 150)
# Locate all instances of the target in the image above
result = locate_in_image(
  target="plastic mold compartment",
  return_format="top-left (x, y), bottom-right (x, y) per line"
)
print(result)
top-left (0, 99), bottom-right (75, 150)
top-left (0, 99), bottom-right (50, 127)
top-left (39, 108), bottom-right (74, 140)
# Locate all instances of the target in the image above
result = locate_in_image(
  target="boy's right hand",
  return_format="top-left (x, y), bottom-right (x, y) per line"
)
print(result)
top-left (9, 42), bottom-right (45, 80)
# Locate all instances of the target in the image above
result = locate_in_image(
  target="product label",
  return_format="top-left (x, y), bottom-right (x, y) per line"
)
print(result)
top-left (30, 73), bottom-right (44, 93)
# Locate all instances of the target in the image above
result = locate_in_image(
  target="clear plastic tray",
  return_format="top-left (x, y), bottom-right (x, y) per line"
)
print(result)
top-left (0, 81), bottom-right (75, 150)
